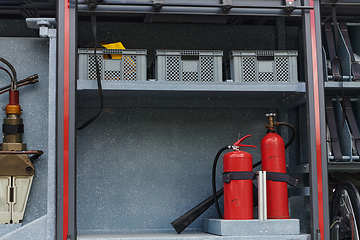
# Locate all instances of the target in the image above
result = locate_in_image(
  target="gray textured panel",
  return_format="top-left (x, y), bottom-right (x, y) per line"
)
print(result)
top-left (202, 218), bottom-right (300, 236)
top-left (0, 224), bottom-right (21, 237)
top-left (0, 215), bottom-right (47, 240)
top-left (0, 37), bottom-right (49, 229)
top-left (77, 232), bottom-right (310, 240)
top-left (76, 106), bottom-right (277, 234)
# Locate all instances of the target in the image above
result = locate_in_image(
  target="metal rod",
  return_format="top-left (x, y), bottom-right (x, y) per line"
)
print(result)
top-left (77, 1), bottom-right (313, 10)
top-left (321, 2), bottom-right (360, 6)
top-left (77, 5), bottom-right (303, 16)
top-left (327, 75), bottom-right (352, 80)
top-left (257, 171), bottom-right (267, 220)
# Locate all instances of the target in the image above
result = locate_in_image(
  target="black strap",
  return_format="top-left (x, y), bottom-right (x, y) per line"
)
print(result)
top-left (339, 22), bottom-right (360, 81)
top-left (324, 22), bottom-right (343, 81)
top-left (325, 97), bottom-right (343, 161)
top-left (222, 171), bottom-right (297, 187)
top-left (77, 12), bottom-right (104, 130)
top-left (2, 124), bottom-right (24, 134)
top-left (222, 171), bottom-right (255, 183)
top-left (265, 171), bottom-right (298, 187)
top-left (344, 97), bottom-right (360, 156)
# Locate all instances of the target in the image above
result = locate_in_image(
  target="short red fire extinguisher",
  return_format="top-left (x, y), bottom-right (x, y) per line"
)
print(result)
top-left (261, 113), bottom-right (297, 219)
top-left (212, 135), bottom-right (256, 220)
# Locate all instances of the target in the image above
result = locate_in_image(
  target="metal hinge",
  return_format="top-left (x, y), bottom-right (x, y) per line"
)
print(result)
top-left (284, 0), bottom-right (295, 14)
top-left (152, 0), bottom-right (164, 12)
top-left (86, 0), bottom-right (103, 10)
top-left (317, 229), bottom-right (321, 240)
top-left (222, 0), bottom-right (233, 12)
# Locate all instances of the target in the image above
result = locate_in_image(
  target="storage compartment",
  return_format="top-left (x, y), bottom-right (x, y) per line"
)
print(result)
top-left (227, 50), bottom-right (298, 83)
top-left (76, 98), bottom-right (303, 235)
top-left (326, 97), bottom-right (360, 162)
top-left (78, 48), bottom-right (147, 81)
top-left (75, 21), bottom-right (310, 239)
top-left (151, 50), bottom-right (223, 82)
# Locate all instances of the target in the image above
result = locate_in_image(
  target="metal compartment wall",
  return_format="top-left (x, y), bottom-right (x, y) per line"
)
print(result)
top-left (76, 97), bottom-right (305, 234)
top-left (0, 37), bottom-right (56, 240)
top-left (75, 21), bottom-right (309, 237)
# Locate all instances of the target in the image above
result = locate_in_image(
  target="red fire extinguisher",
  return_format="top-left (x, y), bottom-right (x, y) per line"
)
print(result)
top-left (212, 135), bottom-right (256, 220)
top-left (261, 113), bottom-right (296, 219)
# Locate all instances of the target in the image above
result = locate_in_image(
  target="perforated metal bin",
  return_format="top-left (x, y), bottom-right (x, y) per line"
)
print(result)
top-left (78, 48), bottom-right (147, 81)
top-left (153, 50), bottom-right (223, 82)
top-left (228, 50), bottom-right (298, 83)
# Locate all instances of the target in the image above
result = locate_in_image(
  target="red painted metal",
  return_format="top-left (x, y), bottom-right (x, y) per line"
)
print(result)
top-left (309, 0), bottom-right (324, 239)
top-left (223, 135), bottom-right (255, 220)
top-left (261, 131), bottom-right (290, 219)
top-left (63, 0), bottom-right (70, 239)
top-left (8, 90), bottom-right (19, 105)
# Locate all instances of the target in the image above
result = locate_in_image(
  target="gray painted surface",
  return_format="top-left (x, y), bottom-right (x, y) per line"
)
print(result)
top-left (0, 37), bottom-right (55, 239)
top-left (76, 106), bottom-right (278, 234)
top-left (77, 232), bottom-right (311, 240)
top-left (203, 218), bottom-right (300, 236)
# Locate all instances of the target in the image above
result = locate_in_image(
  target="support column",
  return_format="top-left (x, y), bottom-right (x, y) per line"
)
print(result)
top-left (57, 1), bottom-right (77, 240)
top-left (302, 0), bottom-right (330, 239)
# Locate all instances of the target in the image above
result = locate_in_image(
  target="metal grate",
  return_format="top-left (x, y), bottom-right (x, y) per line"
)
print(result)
top-left (166, 56), bottom-right (181, 81)
top-left (79, 49), bottom-right (147, 81)
top-left (275, 57), bottom-right (289, 82)
top-left (258, 61), bottom-right (274, 82)
top-left (200, 56), bottom-right (214, 82)
top-left (230, 50), bottom-right (297, 83)
top-left (182, 60), bottom-right (199, 82)
top-left (242, 57), bottom-right (256, 82)
top-left (155, 50), bottom-right (223, 82)
top-left (89, 55), bottom-right (103, 80)
top-left (181, 50), bottom-right (200, 55)
top-left (123, 55), bottom-right (137, 81)
top-left (103, 59), bottom-right (121, 80)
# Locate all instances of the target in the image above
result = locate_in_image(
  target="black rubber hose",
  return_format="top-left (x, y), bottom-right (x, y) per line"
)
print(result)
top-left (252, 122), bottom-right (296, 169)
top-left (212, 145), bottom-right (232, 219)
top-left (212, 146), bottom-right (262, 219)
top-left (277, 122), bottom-right (296, 149)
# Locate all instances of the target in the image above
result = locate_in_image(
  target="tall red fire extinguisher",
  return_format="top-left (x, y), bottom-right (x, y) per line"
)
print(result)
top-left (261, 113), bottom-right (296, 219)
top-left (212, 135), bottom-right (256, 220)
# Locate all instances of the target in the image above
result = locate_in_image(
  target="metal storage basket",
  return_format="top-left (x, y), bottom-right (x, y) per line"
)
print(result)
top-left (153, 50), bottom-right (223, 82)
top-left (78, 48), bottom-right (147, 81)
top-left (229, 50), bottom-right (298, 83)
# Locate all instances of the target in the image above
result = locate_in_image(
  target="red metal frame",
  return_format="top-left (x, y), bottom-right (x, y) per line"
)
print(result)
top-left (309, 0), bottom-right (324, 239)
top-left (63, 0), bottom-right (70, 239)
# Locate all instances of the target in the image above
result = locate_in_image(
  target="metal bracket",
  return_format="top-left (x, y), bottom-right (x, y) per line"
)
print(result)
top-left (222, 0), bottom-right (233, 12)
top-left (152, 0), bottom-right (164, 12)
top-left (86, 0), bottom-right (103, 10)
top-left (284, 0), bottom-right (296, 14)
top-left (26, 18), bottom-right (57, 38)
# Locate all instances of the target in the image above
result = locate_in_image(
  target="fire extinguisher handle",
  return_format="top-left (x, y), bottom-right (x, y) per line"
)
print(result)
top-left (233, 135), bottom-right (257, 148)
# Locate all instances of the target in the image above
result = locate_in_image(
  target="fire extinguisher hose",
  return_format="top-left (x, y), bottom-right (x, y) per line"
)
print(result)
top-left (252, 122), bottom-right (296, 169)
top-left (212, 145), bottom-right (232, 219)
top-left (277, 122), bottom-right (296, 149)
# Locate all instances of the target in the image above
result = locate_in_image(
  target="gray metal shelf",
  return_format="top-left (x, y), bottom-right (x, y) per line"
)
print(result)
top-left (77, 80), bottom-right (306, 100)
top-left (76, 0), bottom-right (310, 16)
